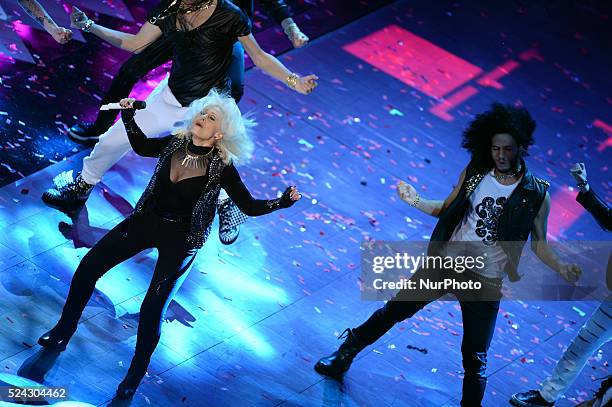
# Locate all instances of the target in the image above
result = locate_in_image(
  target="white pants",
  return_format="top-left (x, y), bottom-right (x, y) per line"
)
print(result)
top-left (540, 296), bottom-right (612, 402)
top-left (82, 77), bottom-right (184, 184)
top-left (80, 77), bottom-right (229, 201)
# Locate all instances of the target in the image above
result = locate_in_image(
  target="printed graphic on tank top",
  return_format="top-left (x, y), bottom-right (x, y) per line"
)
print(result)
top-left (448, 171), bottom-right (520, 279)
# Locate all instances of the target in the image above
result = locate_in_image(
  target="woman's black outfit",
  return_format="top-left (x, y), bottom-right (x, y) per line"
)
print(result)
top-left (39, 108), bottom-right (296, 397)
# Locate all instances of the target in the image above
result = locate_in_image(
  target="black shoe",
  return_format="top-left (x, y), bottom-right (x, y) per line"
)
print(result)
top-left (42, 170), bottom-right (94, 211)
top-left (510, 390), bottom-right (554, 406)
top-left (37, 329), bottom-right (71, 351)
top-left (115, 372), bottom-right (144, 399)
top-left (314, 328), bottom-right (366, 377)
top-left (218, 199), bottom-right (240, 245)
top-left (68, 122), bottom-right (100, 143)
top-left (593, 375), bottom-right (612, 401)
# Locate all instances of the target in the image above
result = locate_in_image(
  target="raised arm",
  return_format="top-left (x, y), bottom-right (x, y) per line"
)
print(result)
top-left (570, 163), bottom-right (611, 231)
top-left (70, 7), bottom-right (161, 53)
top-left (17, 0), bottom-right (72, 43)
top-left (221, 165), bottom-right (300, 216)
top-left (238, 34), bottom-right (317, 95)
top-left (398, 166), bottom-right (466, 217)
top-left (120, 99), bottom-right (171, 157)
top-left (530, 192), bottom-right (582, 282)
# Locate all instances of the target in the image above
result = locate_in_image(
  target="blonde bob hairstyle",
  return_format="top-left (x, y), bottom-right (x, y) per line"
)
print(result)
top-left (174, 88), bottom-right (255, 165)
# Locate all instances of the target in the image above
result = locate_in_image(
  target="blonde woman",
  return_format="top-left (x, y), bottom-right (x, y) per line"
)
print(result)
top-left (38, 89), bottom-right (301, 399)
top-left (43, 0), bottom-right (317, 246)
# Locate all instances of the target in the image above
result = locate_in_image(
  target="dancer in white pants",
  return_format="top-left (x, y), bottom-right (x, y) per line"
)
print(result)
top-left (43, 0), bottom-right (318, 244)
top-left (81, 77), bottom-right (181, 185)
top-left (511, 163), bottom-right (611, 407)
top-left (511, 298), bottom-right (611, 406)
top-left (540, 298), bottom-right (611, 402)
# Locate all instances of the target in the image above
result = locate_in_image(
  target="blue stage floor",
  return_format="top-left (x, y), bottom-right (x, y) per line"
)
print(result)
top-left (0, 0), bottom-right (610, 406)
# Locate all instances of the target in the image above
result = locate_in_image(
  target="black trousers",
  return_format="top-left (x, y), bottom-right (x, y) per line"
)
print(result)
top-left (91, 37), bottom-right (246, 135)
top-left (53, 207), bottom-right (197, 381)
top-left (353, 267), bottom-right (502, 407)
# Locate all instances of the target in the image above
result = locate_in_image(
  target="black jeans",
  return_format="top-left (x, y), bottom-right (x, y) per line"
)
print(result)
top-left (353, 267), bottom-right (502, 407)
top-left (91, 37), bottom-right (246, 135)
top-left (53, 206), bottom-right (197, 381)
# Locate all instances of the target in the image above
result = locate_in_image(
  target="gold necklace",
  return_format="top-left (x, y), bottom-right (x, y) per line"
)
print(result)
top-left (180, 142), bottom-right (214, 169)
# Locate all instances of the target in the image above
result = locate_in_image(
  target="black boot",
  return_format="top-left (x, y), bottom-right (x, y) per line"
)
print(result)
top-left (115, 370), bottom-right (145, 399)
top-left (510, 390), bottom-right (554, 406)
top-left (37, 327), bottom-right (73, 351)
top-left (67, 122), bottom-right (101, 144)
top-left (314, 328), bottom-right (366, 377)
top-left (42, 170), bottom-right (94, 211)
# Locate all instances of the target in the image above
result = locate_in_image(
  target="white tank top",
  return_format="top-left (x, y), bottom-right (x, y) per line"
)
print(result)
top-left (448, 171), bottom-right (520, 279)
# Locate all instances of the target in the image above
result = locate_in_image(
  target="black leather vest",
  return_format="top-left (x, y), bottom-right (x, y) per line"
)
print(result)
top-left (428, 160), bottom-right (549, 281)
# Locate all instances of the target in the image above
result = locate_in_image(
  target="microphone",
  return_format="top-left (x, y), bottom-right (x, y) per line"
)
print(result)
top-left (100, 101), bottom-right (147, 111)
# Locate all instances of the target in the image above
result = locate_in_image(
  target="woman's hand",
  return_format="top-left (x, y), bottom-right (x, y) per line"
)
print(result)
top-left (280, 186), bottom-right (302, 207)
top-left (119, 98), bottom-right (136, 108)
top-left (120, 98), bottom-right (137, 122)
top-left (294, 74), bottom-right (318, 95)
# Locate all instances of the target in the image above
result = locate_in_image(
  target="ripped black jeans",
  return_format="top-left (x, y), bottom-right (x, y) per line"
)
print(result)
top-left (353, 267), bottom-right (502, 407)
top-left (52, 206), bottom-right (197, 382)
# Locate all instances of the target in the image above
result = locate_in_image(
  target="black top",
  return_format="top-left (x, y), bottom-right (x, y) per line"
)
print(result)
top-left (152, 142), bottom-right (210, 216)
top-left (576, 188), bottom-right (612, 232)
top-left (122, 111), bottom-right (289, 217)
top-left (576, 188), bottom-right (611, 291)
top-left (148, 0), bottom-right (252, 106)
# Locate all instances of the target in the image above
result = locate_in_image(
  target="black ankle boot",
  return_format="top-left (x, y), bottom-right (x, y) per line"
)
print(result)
top-left (42, 170), bottom-right (94, 211)
top-left (37, 328), bottom-right (71, 351)
top-left (314, 328), bottom-right (366, 377)
top-left (115, 371), bottom-right (145, 399)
